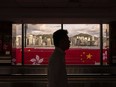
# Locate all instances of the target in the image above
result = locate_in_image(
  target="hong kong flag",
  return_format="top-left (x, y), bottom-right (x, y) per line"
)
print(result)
top-left (14, 48), bottom-right (108, 65)
top-left (24, 48), bottom-right (53, 65)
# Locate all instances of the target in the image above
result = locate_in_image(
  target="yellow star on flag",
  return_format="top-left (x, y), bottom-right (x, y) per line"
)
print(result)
top-left (86, 53), bottom-right (92, 59)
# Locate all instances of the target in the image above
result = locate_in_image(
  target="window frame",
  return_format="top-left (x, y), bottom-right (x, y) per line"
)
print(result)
top-left (12, 23), bottom-right (109, 66)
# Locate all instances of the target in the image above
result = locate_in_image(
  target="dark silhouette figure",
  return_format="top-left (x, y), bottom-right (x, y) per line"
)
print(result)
top-left (48, 29), bottom-right (70, 87)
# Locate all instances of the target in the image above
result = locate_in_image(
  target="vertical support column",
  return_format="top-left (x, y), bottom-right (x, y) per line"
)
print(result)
top-left (22, 24), bottom-right (24, 65)
top-left (100, 23), bottom-right (103, 65)
top-left (24, 24), bottom-right (27, 47)
top-left (109, 21), bottom-right (116, 65)
top-left (61, 18), bottom-right (63, 30)
top-left (61, 23), bottom-right (63, 30)
top-left (0, 21), bottom-right (12, 64)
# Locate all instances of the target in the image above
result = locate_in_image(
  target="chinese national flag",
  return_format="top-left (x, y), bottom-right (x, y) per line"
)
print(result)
top-left (65, 49), bottom-right (100, 64)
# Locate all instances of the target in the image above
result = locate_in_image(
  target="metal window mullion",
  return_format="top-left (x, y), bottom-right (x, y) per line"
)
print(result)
top-left (61, 23), bottom-right (63, 30)
top-left (24, 24), bottom-right (27, 47)
top-left (100, 23), bottom-right (103, 65)
top-left (22, 24), bottom-right (24, 65)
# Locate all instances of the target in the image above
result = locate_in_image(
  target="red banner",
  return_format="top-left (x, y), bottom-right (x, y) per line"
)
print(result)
top-left (12, 48), bottom-right (108, 65)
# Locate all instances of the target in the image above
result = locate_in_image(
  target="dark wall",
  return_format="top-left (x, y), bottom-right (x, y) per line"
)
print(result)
top-left (0, 21), bottom-right (12, 56)
top-left (109, 21), bottom-right (116, 65)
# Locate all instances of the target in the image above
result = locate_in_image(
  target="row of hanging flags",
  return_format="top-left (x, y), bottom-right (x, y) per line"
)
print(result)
top-left (12, 48), bottom-right (108, 65)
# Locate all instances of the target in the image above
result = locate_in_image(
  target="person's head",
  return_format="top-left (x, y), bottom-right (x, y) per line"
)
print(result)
top-left (53, 29), bottom-right (70, 51)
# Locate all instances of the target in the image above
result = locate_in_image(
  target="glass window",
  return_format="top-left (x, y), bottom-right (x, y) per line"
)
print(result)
top-left (24, 24), bottom-right (61, 65)
top-left (12, 24), bottom-right (109, 65)
top-left (103, 24), bottom-right (109, 65)
top-left (64, 24), bottom-right (101, 65)
top-left (12, 24), bottom-right (22, 65)
top-left (12, 24), bottom-right (61, 65)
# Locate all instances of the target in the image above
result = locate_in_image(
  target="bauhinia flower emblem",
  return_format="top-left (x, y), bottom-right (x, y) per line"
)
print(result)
top-left (30, 55), bottom-right (44, 65)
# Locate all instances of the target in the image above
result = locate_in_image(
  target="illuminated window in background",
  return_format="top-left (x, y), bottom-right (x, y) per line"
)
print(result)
top-left (24, 24), bottom-right (61, 65)
top-left (64, 24), bottom-right (101, 65)
top-left (12, 24), bottom-right (22, 65)
top-left (12, 24), bottom-right (109, 65)
top-left (103, 24), bottom-right (109, 65)
top-left (12, 24), bottom-right (61, 65)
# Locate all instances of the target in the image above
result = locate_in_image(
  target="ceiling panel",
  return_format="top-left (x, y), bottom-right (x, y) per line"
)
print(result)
top-left (0, 0), bottom-right (115, 8)
top-left (0, 0), bottom-right (116, 23)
